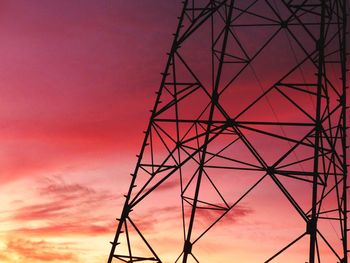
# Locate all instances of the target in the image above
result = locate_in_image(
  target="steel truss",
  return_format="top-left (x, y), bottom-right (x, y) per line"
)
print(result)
top-left (108, 0), bottom-right (348, 262)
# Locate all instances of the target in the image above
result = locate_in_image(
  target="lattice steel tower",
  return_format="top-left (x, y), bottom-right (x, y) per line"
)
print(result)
top-left (108, 0), bottom-right (348, 262)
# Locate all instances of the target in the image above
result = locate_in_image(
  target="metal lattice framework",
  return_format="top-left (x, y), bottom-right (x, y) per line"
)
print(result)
top-left (108, 0), bottom-right (348, 262)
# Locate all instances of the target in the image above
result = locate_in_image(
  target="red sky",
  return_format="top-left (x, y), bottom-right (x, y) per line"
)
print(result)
top-left (0, 1), bottom-right (348, 262)
top-left (0, 1), bottom-right (182, 262)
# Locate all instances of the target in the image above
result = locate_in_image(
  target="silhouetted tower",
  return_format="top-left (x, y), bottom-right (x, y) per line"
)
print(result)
top-left (108, 0), bottom-right (348, 262)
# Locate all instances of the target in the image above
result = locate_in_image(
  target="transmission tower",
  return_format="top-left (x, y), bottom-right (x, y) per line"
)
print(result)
top-left (108, 0), bottom-right (348, 262)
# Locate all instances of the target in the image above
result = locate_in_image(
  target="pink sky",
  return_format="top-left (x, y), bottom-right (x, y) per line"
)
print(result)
top-left (0, 1), bottom-right (181, 262)
top-left (0, 1), bottom-right (348, 262)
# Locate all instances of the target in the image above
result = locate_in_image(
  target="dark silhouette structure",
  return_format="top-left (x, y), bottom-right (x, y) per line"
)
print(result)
top-left (108, 0), bottom-right (348, 262)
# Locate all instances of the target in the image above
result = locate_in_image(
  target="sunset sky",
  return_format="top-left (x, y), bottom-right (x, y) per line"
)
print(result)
top-left (0, 1), bottom-right (348, 263)
top-left (0, 1), bottom-right (182, 262)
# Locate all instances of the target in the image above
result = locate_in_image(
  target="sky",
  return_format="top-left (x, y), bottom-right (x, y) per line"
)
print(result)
top-left (0, 0), bottom-right (348, 263)
top-left (0, 1), bottom-right (182, 262)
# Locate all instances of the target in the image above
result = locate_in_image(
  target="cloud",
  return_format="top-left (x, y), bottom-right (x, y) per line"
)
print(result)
top-left (12, 222), bottom-right (115, 237)
top-left (0, 253), bottom-right (10, 262)
top-left (194, 205), bottom-right (253, 225)
top-left (6, 176), bottom-right (116, 237)
top-left (12, 202), bottom-right (72, 221)
top-left (38, 176), bottom-right (106, 198)
top-left (130, 204), bottom-right (253, 234)
top-left (143, 177), bottom-right (179, 194)
top-left (130, 206), bottom-right (180, 233)
top-left (4, 237), bottom-right (79, 263)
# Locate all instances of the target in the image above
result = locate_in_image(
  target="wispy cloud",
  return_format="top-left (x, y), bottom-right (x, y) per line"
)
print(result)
top-left (0, 176), bottom-right (117, 261)
top-left (5, 176), bottom-right (116, 237)
top-left (130, 204), bottom-right (253, 233)
top-left (143, 177), bottom-right (179, 194)
top-left (4, 237), bottom-right (80, 262)
top-left (12, 222), bottom-right (115, 237)
top-left (194, 205), bottom-right (253, 225)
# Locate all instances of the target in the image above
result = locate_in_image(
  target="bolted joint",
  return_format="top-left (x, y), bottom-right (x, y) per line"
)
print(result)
top-left (227, 118), bottom-right (236, 127)
top-left (306, 218), bottom-right (316, 234)
top-left (316, 39), bottom-right (323, 50)
top-left (338, 94), bottom-right (346, 105)
top-left (266, 166), bottom-right (275, 175)
top-left (315, 37), bottom-right (326, 53)
top-left (183, 240), bottom-right (192, 255)
top-left (280, 20), bottom-right (288, 28)
top-left (121, 205), bottom-right (133, 219)
top-left (212, 91), bottom-right (219, 103)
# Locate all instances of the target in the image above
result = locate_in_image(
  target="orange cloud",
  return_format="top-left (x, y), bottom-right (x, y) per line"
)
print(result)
top-left (12, 223), bottom-right (115, 237)
top-left (4, 177), bottom-right (117, 238)
top-left (4, 238), bottom-right (79, 262)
